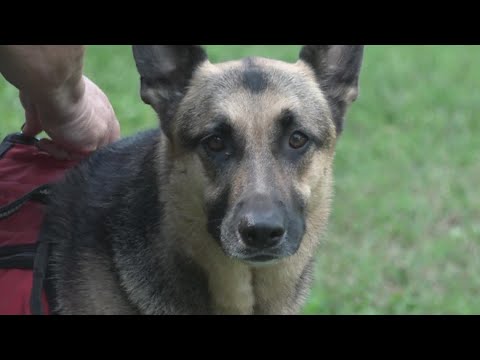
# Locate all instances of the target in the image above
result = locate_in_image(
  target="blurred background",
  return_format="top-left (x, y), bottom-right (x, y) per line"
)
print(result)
top-left (1, 45), bottom-right (479, 314)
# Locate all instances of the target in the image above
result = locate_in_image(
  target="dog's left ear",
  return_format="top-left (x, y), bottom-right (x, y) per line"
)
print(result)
top-left (299, 45), bottom-right (364, 133)
top-left (132, 45), bottom-right (208, 137)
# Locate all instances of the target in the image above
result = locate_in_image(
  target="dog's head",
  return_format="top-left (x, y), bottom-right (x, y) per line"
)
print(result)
top-left (133, 45), bottom-right (364, 265)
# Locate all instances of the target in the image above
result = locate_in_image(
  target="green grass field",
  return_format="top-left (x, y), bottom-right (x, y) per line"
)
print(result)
top-left (1, 45), bottom-right (479, 314)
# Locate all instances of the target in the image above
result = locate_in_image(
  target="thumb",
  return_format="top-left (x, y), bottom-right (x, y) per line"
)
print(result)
top-left (19, 92), bottom-right (42, 137)
top-left (22, 116), bottom-right (42, 137)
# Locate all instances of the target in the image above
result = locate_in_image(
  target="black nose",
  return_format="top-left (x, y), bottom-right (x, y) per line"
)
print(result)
top-left (239, 220), bottom-right (285, 248)
top-left (237, 197), bottom-right (286, 249)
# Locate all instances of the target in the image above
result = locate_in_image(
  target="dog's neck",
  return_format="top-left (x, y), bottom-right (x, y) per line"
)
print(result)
top-left (156, 135), bottom-right (329, 315)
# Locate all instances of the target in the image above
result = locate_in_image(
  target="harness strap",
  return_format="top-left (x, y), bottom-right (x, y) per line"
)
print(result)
top-left (30, 237), bottom-right (49, 315)
top-left (0, 243), bottom-right (37, 269)
top-left (0, 132), bottom-right (37, 159)
top-left (0, 184), bottom-right (52, 220)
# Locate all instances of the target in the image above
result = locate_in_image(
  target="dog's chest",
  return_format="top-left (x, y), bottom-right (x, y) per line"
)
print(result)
top-left (206, 261), bottom-right (255, 315)
top-left (186, 244), bottom-right (299, 314)
top-left (178, 234), bottom-right (295, 314)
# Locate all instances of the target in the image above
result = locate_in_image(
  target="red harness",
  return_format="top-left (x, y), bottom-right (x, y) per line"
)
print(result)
top-left (0, 132), bottom-right (80, 315)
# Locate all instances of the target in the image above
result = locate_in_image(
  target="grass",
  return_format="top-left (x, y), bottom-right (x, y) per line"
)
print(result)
top-left (1, 45), bottom-right (479, 314)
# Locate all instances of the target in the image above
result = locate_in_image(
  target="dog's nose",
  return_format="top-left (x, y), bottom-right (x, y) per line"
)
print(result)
top-left (238, 219), bottom-right (285, 249)
top-left (237, 198), bottom-right (286, 249)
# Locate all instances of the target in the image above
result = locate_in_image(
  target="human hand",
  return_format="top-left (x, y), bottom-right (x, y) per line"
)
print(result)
top-left (20, 75), bottom-right (121, 159)
top-left (0, 45), bottom-right (120, 160)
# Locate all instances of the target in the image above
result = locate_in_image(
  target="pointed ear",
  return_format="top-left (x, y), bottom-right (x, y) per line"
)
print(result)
top-left (299, 45), bottom-right (364, 133)
top-left (132, 45), bottom-right (208, 136)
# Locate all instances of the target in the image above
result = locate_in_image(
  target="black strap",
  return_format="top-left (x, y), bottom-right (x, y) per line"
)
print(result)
top-left (0, 243), bottom-right (37, 269)
top-left (0, 132), bottom-right (38, 159)
top-left (0, 242), bottom-right (49, 314)
top-left (0, 137), bottom-right (14, 159)
top-left (0, 184), bottom-right (52, 220)
top-left (30, 237), bottom-right (49, 315)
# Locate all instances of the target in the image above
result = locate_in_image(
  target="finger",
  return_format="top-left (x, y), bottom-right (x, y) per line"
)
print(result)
top-left (36, 138), bottom-right (71, 160)
top-left (22, 115), bottom-right (43, 137)
top-left (19, 92), bottom-right (42, 137)
top-left (37, 138), bottom-right (91, 161)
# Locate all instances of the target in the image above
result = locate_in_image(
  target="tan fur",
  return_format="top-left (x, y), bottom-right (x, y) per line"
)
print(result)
top-left (160, 144), bottom-right (335, 314)
top-left (56, 253), bottom-right (137, 315)
top-left (158, 58), bottom-right (339, 314)
top-left (254, 148), bottom-right (336, 314)
top-left (180, 60), bottom-right (330, 138)
top-left (159, 138), bottom-right (255, 314)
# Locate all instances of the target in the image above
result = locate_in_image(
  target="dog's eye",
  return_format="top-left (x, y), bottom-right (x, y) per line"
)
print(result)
top-left (204, 135), bottom-right (226, 152)
top-left (289, 131), bottom-right (309, 149)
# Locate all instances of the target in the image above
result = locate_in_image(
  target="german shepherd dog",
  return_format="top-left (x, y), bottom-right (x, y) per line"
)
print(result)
top-left (40, 45), bottom-right (364, 314)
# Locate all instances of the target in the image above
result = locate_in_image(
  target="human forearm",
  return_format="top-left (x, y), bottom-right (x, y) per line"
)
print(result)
top-left (0, 45), bottom-right (86, 101)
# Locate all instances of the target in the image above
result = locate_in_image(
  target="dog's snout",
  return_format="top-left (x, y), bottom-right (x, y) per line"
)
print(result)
top-left (236, 196), bottom-right (286, 249)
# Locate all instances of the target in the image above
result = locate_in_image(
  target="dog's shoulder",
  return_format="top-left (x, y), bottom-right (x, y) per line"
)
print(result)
top-left (50, 128), bottom-right (160, 204)
top-left (71, 127), bottom-right (161, 187)
top-left (43, 127), bottom-right (162, 251)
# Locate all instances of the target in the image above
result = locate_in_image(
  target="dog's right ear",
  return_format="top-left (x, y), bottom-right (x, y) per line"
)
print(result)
top-left (299, 45), bottom-right (364, 134)
top-left (132, 45), bottom-right (208, 135)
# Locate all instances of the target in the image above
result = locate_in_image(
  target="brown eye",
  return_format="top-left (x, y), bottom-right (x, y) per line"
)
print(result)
top-left (289, 131), bottom-right (309, 149)
top-left (205, 135), bottom-right (225, 152)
